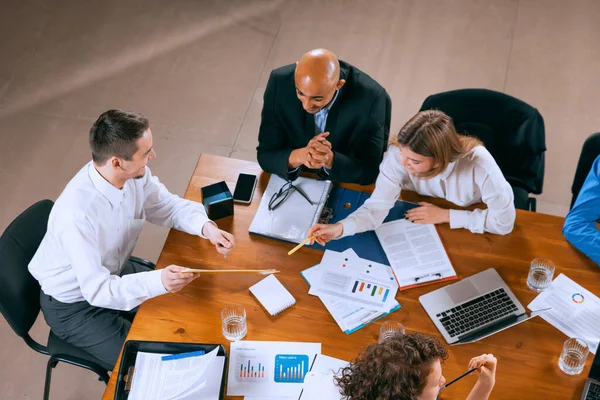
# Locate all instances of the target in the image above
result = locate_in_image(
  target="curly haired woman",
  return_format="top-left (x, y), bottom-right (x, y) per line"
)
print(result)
top-left (335, 333), bottom-right (497, 400)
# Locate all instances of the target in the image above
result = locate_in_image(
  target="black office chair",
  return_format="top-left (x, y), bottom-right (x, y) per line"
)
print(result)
top-left (0, 200), bottom-right (155, 400)
top-left (570, 132), bottom-right (600, 209)
top-left (420, 89), bottom-right (546, 211)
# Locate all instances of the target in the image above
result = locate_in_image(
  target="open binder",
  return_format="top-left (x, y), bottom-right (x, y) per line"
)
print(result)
top-left (249, 175), bottom-right (333, 244)
top-left (307, 186), bottom-right (420, 263)
top-left (114, 341), bottom-right (228, 400)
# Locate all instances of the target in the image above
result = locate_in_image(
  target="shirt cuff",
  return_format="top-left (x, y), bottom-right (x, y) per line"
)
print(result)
top-left (449, 209), bottom-right (469, 229)
top-left (187, 212), bottom-right (212, 238)
top-left (199, 220), bottom-right (217, 239)
top-left (288, 166), bottom-right (301, 174)
top-left (340, 219), bottom-right (357, 238)
top-left (146, 269), bottom-right (168, 297)
top-left (321, 167), bottom-right (331, 176)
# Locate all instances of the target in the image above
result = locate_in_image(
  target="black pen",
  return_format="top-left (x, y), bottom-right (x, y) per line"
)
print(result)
top-left (439, 367), bottom-right (477, 391)
top-left (297, 354), bottom-right (319, 399)
top-left (414, 272), bottom-right (442, 283)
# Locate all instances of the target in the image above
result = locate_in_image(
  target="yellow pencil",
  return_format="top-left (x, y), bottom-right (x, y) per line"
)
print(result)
top-left (181, 268), bottom-right (279, 275)
top-left (288, 236), bottom-right (315, 256)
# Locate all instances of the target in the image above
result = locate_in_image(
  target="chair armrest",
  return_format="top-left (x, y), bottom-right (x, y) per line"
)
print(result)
top-left (128, 256), bottom-right (156, 270)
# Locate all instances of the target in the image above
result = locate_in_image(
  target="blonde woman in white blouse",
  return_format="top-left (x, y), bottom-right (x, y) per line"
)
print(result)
top-left (308, 110), bottom-right (516, 244)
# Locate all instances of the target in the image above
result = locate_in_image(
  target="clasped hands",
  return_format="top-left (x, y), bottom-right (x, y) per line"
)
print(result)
top-left (289, 132), bottom-right (334, 170)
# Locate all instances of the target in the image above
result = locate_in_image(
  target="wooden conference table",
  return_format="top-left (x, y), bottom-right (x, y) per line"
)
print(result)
top-left (103, 154), bottom-right (599, 400)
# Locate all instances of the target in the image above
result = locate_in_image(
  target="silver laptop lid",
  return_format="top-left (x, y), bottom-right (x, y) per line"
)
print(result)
top-left (419, 268), bottom-right (527, 344)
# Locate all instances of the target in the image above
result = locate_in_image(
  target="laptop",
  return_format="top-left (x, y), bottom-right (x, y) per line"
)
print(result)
top-left (419, 268), bottom-right (549, 345)
top-left (581, 351), bottom-right (600, 400)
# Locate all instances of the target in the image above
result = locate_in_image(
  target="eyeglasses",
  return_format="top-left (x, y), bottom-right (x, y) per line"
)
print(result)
top-left (268, 181), bottom-right (315, 211)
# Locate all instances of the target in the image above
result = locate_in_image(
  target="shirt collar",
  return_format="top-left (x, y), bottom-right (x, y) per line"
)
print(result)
top-left (437, 160), bottom-right (457, 180)
top-left (88, 162), bottom-right (125, 207)
top-left (317, 89), bottom-right (340, 116)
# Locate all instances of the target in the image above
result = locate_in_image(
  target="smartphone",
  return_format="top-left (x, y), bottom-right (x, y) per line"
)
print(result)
top-left (233, 173), bottom-right (257, 204)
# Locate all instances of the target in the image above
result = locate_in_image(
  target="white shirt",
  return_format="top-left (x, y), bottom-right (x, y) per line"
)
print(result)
top-left (340, 145), bottom-right (516, 236)
top-left (29, 162), bottom-right (212, 311)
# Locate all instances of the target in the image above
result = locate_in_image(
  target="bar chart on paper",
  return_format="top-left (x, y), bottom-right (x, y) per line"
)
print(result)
top-left (235, 355), bottom-right (268, 382)
top-left (273, 354), bottom-right (309, 383)
top-left (351, 278), bottom-right (392, 303)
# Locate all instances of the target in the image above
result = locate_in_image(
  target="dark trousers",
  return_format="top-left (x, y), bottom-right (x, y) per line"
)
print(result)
top-left (40, 259), bottom-right (154, 370)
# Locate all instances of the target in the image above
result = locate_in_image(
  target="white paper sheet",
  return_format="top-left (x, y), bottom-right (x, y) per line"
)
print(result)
top-left (528, 273), bottom-right (600, 354)
top-left (299, 354), bottom-right (349, 399)
top-left (308, 250), bottom-right (399, 312)
top-left (129, 347), bottom-right (218, 400)
top-left (374, 219), bottom-right (456, 288)
top-left (302, 263), bottom-right (399, 333)
top-left (227, 341), bottom-right (321, 397)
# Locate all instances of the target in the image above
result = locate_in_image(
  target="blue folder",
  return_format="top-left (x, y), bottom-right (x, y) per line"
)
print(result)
top-left (306, 187), bottom-right (420, 265)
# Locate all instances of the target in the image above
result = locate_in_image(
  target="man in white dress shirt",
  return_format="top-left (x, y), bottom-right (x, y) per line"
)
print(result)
top-left (28, 109), bottom-right (235, 369)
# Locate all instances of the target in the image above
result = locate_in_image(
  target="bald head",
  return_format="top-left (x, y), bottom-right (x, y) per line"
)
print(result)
top-left (294, 48), bottom-right (346, 114)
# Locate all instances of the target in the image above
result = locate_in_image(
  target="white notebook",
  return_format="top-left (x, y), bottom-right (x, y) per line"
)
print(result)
top-left (249, 175), bottom-right (333, 244)
top-left (249, 275), bottom-right (296, 316)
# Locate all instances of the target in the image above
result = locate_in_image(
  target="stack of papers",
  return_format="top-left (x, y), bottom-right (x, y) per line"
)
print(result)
top-left (227, 340), bottom-right (321, 398)
top-left (528, 273), bottom-right (600, 354)
top-left (244, 354), bottom-right (349, 400)
top-left (374, 219), bottom-right (457, 290)
top-left (128, 347), bottom-right (222, 400)
top-left (302, 249), bottom-right (401, 334)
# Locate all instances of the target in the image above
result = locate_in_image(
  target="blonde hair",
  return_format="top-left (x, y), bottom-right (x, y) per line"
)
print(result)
top-left (390, 110), bottom-right (482, 178)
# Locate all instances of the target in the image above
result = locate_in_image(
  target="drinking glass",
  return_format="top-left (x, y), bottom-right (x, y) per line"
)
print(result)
top-left (379, 321), bottom-right (405, 344)
top-left (221, 305), bottom-right (247, 341)
top-left (559, 338), bottom-right (589, 375)
top-left (527, 258), bottom-right (555, 292)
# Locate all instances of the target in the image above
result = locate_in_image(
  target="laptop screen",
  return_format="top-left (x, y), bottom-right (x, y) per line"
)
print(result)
top-left (590, 350), bottom-right (600, 379)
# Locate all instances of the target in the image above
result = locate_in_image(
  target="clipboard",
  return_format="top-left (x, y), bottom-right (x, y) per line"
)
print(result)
top-left (114, 340), bottom-right (228, 400)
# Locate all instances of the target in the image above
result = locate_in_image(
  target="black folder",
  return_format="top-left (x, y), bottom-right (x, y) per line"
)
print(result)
top-left (114, 340), bottom-right (228, 400)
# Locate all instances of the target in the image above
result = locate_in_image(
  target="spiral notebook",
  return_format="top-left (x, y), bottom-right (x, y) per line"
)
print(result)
top-left (249, 275), bottom-right (296, 316)
top-left (249, 175), bottom-right (333, 244)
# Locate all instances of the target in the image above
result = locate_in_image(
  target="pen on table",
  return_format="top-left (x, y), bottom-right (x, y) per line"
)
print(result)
top-left (288, 236), bottom-right (316, 256)
top-left (219, 242), bottom-right (229, 259)
top-left (161, 350), bottom-right (206, 361)
top-left (439, 367), bottom-right (477, 391)
top-left (414, 272), bottom-right (443, 283)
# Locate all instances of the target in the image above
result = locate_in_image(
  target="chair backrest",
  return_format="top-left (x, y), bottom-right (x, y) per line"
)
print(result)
top-left (571, 133), bottom-right (600, 209)
top-left (382, 89), bottom-right (392, 157)
top-left (420, 89), bottom-right (546, 195)
top-left (0, 200), bottom-right (53, 338)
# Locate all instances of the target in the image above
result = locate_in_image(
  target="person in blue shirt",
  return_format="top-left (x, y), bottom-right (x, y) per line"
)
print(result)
top-left (563, 155), bottom-right (600, 265)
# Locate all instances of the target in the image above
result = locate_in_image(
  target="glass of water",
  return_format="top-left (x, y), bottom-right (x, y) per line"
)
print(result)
top-left (221, 305), bottom-right (247, 341)
top-left (379, 321), bottom-right (405, 344)
top-left (559, 338), bottom-right (589, 375)
top-left (527, 258), bottom-right (555, 292)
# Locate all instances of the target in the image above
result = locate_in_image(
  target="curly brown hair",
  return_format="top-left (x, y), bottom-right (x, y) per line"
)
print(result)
top-left (335, 333), bottom-right (448, 400)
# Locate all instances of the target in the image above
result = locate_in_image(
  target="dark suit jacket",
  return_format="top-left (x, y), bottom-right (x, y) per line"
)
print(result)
top-left (256, 60), bottom-right (391, 185)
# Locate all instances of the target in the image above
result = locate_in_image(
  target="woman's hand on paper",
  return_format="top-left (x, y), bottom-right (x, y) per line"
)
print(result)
top-left (308, 222), bottom-right (344, 246)
top-left (405, 202), bottom-right (450, 225)
top-left (161, 265), bottom-right (200, 293)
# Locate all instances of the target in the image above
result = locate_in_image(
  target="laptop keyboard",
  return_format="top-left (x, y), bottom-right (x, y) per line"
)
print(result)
top-left (436, 288), bottom-right (518, 337)
top-left (586, 382), bottom-right (600, 400)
